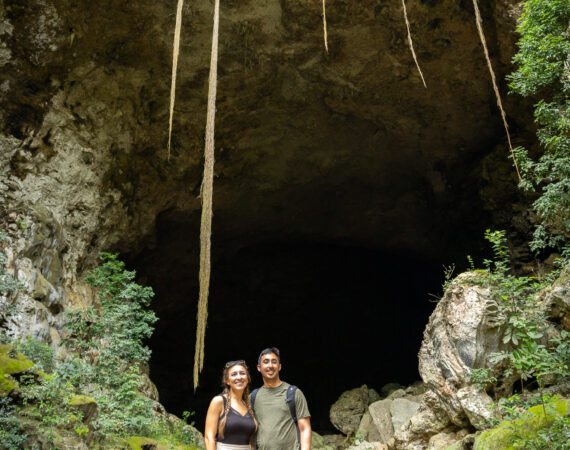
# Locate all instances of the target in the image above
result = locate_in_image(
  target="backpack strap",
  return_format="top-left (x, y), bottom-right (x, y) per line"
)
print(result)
top-left (286, 385), bottom-right (300, 444)
top-left (251, 388), bottom-right (260, 450)
top-left (251, 388), bottom-right (260, 409)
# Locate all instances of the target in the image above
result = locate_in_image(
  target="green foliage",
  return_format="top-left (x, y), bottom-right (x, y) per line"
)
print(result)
top-left (0, 253), bottom-right (198, 448)
top-left (470, 368), bottom-right (497, 391)
top-left (149, 410), bottom-right (202, 448)
top-left (21, 372), bottom-right (77, 428)
top-left (68, 252), bottom-right (157, 367)
top-left (441, 263), bottom-right (455, 292)
top-left (0, 231), bottom-right (23, 313)
top-left (0, 397), bottom-right (27, 450)
top-left (483, 230), bottom-right (547, 348)
top-left (508, 400), bottom-right (570, 449)
top-left (525, 415), bottom-right (570, 449)
top-left (13, 336), bottom-right (56, 374)
top-left (61, 252), bottom-right (159, 438)
top-left (475, 227), bottom-right (570, 448)
top-left (475, 399), bottom-right (570, 449)
top-left (507, 0), bottom-right (570, 253)
top-left (496, 393), bottom-right (557, 421)
top-left (483, 229), bottom-right (510, 275)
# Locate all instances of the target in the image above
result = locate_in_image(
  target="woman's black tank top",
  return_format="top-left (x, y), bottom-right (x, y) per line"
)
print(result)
top-left (217, 396), bottom-right (256, 445)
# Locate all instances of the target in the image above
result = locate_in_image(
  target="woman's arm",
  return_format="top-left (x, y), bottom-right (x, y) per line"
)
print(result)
top-left (204, 396), bottom-right (224, 450)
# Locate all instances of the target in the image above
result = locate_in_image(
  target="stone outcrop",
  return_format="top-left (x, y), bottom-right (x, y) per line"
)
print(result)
top-left (388, 390), bottom-right (452, 449)
top-left (418, 272), bottom-right (511, 427)
top-left (545, 264), bottom-right (570, 332)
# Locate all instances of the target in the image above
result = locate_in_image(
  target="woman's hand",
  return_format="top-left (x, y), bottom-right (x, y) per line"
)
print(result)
top-left (204, 395), bottom-right (224, 450)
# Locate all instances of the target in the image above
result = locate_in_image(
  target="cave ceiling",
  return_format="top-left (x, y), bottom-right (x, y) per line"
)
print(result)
top-left (1, 0), bottom-right (532, 261)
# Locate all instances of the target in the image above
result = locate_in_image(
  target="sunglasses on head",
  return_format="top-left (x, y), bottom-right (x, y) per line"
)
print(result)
top-left (225, 360), bottom-right (246, 368)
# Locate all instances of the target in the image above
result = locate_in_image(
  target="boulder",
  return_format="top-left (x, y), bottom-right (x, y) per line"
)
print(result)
top-left (138, 373), bottom-right (160, 402)
top-left (330, 385), bottom-right (370, 434)
top-left (456, 386), bottom-right (497, 430)
top-left (545, 264), bottom-right (570, 331)
top-left (69, 394), bottom-right (98, 444)
top-left (312, 432), bottom-right (336, 450)
top-left (388, 390), bottom-right (451, 450)
top-left (380, 383), bottom-right (403, 397)
top-left (320, 434), bottom-right (346, 450)
top-left (368, 399), bottom-right (394, 443)
top-left (386, 389), bottom-right (406, 400)
top-left (346, 442), bottom-right (387, 450)
top-left (368, 388), bottom-right (381, 405)
top-left (69, 395), bottom-right (98, 423)
top-left (357, 410), bottom-right (382, 442)
top-left (427, 431), bottom-right (459, 450)
top-left (390, 398), bottom-right (421, 431)
top-left (418, 273), bottom-right (512, 426)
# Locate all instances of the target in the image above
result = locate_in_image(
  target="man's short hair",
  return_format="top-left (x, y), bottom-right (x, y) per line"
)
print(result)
top-left (258, 347), bottom-right (280, 365)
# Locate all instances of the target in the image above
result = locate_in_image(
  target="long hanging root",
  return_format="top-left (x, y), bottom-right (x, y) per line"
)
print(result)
top-left (402, 0), bottom-right (426, 88)
top-left (194, 0), bottom-right (220, 391)
top-left (167, 0), bottom-right (185, 159)
top-left (322, 0), bottom-right (329, 53)
top-left (472, 0), bottom-right (522, 182)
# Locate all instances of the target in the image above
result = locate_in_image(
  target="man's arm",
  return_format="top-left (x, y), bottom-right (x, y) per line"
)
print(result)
top-left (298, 416), bottom-right (312, 450)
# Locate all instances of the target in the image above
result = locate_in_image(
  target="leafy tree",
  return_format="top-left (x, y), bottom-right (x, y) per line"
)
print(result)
top-left (508, 0), bottom-right (570, 254)
top-left (63, 252), bottom-right (159, 437)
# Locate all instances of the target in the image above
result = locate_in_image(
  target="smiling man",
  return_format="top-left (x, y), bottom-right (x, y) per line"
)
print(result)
top-left (251, 347), bottom-right (311, 450)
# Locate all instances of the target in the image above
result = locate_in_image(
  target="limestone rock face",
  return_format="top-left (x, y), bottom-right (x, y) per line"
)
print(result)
top-left (368, 399), bottom-right (394, 443)
top-left (388, 390), bottom-right (451, 450)
top-left (456, 386), bottom-right (497, 430)
top-left (546, 265), bottom-right (570, 332)
top-left (390, 398), bottom-right (421, 431)
top-left (418, 273), bottom-right (511, 426)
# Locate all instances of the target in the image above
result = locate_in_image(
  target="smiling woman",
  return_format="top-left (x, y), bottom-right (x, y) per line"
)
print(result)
top-left (204, 361), bottom-right (257, 450)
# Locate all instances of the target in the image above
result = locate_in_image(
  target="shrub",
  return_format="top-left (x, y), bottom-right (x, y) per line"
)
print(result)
top-left (0, 397), bottom-right (27, 450)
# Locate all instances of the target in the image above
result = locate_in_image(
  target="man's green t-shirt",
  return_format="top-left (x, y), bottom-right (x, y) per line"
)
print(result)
top-left (253, 382), bottom-right (310, 450)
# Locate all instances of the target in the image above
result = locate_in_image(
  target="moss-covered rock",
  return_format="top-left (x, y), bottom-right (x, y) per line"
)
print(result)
top-left (473, 399), bottom-right (570, 450)
top-left (0, 344), bottom-right (35, 396)
top-left (69, 394), bottom-right (98, 424)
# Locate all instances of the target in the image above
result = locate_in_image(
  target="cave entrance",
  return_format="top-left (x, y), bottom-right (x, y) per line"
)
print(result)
top-left (128, 211), bottom-right (477, 433)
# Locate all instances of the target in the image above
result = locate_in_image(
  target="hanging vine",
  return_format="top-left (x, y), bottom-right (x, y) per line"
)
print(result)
top-left (194, 0), bottom-right (220, 390)
top-left (472, 0), bottom-right (522, 182)
top-left (167, 0), bottom-right (185, 159)
top-left (401, 0), bottom-right (427, 88)
top-left (322, 0), bottom-right (329, 53)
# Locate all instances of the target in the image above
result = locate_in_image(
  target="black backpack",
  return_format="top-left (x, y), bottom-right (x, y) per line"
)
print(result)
top-left (251, 384), bottom-right (299, 445)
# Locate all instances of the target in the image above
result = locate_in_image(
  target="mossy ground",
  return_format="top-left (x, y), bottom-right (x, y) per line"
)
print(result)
top-left (473, 399), bottom-right (570, 450)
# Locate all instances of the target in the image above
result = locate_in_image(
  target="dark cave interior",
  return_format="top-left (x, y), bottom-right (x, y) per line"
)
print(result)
top-left (127, 201), bottom-right (496, 433)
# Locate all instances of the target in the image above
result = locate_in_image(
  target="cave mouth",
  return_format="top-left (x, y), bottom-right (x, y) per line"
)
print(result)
top-left (129, 224), bottom-right (471, 433)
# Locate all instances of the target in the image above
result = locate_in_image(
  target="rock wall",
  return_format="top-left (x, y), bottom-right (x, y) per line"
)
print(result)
top-left (0, 0), bottom-right (548, 447)
top-left (1, 0), bottom-right (533, 361)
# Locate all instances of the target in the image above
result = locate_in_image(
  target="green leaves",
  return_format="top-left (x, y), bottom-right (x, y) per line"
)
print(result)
top-left (507, 0), bottom-right (570, 253)
top-left (66, 252), bottom-right (157, 369)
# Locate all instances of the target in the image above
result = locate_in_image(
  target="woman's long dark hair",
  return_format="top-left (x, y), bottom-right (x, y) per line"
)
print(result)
top-left (218, 361), bottom-right (258, 439)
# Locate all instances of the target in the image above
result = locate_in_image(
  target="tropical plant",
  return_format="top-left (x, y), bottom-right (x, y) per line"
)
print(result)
top-left (508, 0), bottom-right (570, 256)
